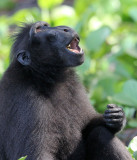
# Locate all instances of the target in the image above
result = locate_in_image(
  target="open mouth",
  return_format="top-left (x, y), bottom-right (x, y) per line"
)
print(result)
top-left (66, 37), bottom-right (83, 54)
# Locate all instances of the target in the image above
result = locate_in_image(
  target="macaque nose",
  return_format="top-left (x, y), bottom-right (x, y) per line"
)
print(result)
top-left (46, 30), bottom-right (57, 42)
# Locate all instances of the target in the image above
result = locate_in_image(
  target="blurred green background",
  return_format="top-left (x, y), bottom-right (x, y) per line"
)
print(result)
top-left (0, 0), bottom-right (137, 144)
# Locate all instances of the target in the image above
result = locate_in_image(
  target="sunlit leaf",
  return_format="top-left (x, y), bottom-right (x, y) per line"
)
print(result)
top-left (75, 5), bottom-right (96, 33)
top-left (128, 136), bottom-right (137, 159)
top-left (51, 5), bottom-right (76, 26)
top-left (38, 0), bottom-right (63, 9)
top-left (128, 136), bottom-right (137, 152)
top-left (12, 8), bottom-right (41, 23)
top-left (74, 0), bottom-right (95, 15)
top-left (18, 156), bottom-right (27, 160)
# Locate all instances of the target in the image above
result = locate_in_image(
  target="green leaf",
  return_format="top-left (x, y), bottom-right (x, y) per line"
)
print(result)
top-left (0, 0), bottom-right (15, 10)
top-left (129, 7), bottom-right (137, 22)
top-left (74, 0), bottom-right (95, 15)
top-left (86, 26), bottom-right (111, 52)
top-left (128, 136), bottom-right (137, 152)
top-left (18, 156), bottom-right (27, 160)
top-left (51, 5), bottom-right (75, 26)
top-left (38, 0), bottom-right (63, 9)
top-left (12, 8), bottom-right (41, 23)
top-left (114, 80), bottom-right (137, 107)
top-left (128, 137), bottom-right (137, 159)
top-left (124, 107), bottom-right (136, 119)
top-left (122, 37), bottom-right (137, 59)
top-left (128, 119), bottom-right (137, 128)
top-left (133, 151), bottom-right (137, 159)
top-left (75, 5), bottom-right (96, 33)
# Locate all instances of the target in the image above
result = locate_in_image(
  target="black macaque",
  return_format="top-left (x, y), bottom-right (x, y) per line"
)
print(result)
top-left (0, 21), bottom-right (133, 160)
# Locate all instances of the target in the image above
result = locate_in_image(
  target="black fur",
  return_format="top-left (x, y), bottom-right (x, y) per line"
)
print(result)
top-left (0, 21), bottom-right (132, 160)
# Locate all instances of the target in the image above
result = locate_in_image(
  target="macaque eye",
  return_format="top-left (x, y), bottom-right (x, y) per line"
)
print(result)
top-left (36, 26), bottom-right (42, 33)
top-left (44, 23), bottom-right (48, 27)
top-left (35, 23), bottom-right (49, 33)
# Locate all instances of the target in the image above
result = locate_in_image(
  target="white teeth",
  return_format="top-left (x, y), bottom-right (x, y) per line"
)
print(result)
top-left (67, 44), bottom-right (71, 49)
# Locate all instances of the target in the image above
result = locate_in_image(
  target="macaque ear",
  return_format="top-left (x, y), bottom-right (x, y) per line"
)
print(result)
top-left (16, 50), bottom-right (31, 66)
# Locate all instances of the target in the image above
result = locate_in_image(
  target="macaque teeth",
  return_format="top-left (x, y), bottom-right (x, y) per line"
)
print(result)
top-left (67, 44), bottom-right (71, 48)
top-left (66, 44), bottom-right (82, 54)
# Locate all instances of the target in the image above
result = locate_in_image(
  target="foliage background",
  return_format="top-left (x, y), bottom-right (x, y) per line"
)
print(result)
top-left (0, 0), bottom-right (137, 138)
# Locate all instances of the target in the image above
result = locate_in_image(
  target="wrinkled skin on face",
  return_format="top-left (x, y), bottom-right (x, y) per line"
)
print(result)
top-left (23, 21), bottom-right (84, 68)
